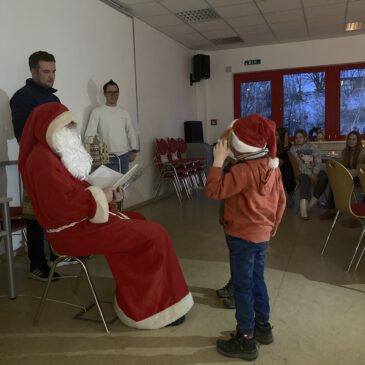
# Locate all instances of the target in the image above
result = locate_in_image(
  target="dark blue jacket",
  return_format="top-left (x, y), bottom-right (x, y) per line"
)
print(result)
top-left (10, 78), bottom-right (60, 142)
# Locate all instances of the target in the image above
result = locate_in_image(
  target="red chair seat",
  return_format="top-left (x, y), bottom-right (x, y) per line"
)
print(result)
top-left (351, 203), bottom-right (365, 217)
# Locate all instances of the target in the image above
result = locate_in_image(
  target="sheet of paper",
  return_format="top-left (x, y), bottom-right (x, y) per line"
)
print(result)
top-left (87, 165), bottom-right (122, 189)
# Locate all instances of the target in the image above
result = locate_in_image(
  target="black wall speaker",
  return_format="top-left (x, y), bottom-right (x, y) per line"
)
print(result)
top-left (192, 54), bottom-right (210, 83)
top-left (184, 121), bottom-right (204, 143)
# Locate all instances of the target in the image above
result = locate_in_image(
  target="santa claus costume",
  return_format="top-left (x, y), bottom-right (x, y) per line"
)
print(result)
top-left (19, 102), bottom-right (193, 329)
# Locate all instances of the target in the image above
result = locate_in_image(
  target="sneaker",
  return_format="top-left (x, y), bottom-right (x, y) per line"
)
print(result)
top-left (166, 315), bottom-right (185, 327)
top-left (28, 267), bottom-right (60, 282)
top-left (216, 332), bottom-right (258, 361)
top-left (254, 321), bottom-right (273, 345)
top-left (48, 256), bottom-right (80, 267)
top-left (216, 279), bottom-right (233, 298)
top-left (222, 296), bottom-right (236, 309)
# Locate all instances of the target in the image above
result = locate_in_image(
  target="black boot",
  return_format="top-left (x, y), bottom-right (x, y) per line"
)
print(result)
top-left (216, 331), bottom-right (258, 361)
top-left (254, 321), bottom-right (273, 345)
top-left (216, 278), bottom-right (233, 298)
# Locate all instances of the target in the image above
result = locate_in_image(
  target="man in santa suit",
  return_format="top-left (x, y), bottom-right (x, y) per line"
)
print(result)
top-left (19, 102), bottom-right (193, 329)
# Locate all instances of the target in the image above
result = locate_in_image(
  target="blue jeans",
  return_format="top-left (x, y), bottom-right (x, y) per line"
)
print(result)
top-left (227, 235), bottom-right (270, 335)
top-left (107, 153), bottom-right (129, 174)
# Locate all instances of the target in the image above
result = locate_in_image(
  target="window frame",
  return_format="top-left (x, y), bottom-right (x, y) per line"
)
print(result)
top-left (233, 62), bottom-right (365, 140)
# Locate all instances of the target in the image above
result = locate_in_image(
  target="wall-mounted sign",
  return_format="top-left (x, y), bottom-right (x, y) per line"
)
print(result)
top-left (244, 59), bottom-right (261, 66)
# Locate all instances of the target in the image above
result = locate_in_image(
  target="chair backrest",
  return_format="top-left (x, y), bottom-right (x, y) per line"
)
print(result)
top-left (167, 138), bottom-right (180, 161)
top-left (288, 151), bottom-right (300, 185)
top-left (326, 159), bottom-right (353, 213)
top-left (155, 138), bottom-right (170, 165)
top-left (177, 138), bottom-right (188, 158)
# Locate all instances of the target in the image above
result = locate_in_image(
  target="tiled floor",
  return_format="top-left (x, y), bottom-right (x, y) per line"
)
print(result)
top-left (0, 192), bottom-right (364, 364)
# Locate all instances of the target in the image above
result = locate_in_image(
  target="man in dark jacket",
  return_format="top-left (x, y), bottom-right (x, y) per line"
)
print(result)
top-left (10, 51), bottom-right (62, 281)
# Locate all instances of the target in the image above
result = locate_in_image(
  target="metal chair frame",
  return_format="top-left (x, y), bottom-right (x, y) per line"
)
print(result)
top-left (321, 160), bottom-right (365, 272)
top-left (33, 255), bottom-right (111, 334)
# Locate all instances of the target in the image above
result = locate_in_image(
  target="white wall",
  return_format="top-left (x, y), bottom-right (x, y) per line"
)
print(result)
top-left (123, 18), bottom-right (196, 205)
top-left (0, 0), bottom-right (195, 209)
top-left (202, 34), bottom-right (365, 143)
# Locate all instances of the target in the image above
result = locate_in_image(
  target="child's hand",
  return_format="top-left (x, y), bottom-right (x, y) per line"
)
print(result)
top-left (213, 140), bottom-right (230, 167)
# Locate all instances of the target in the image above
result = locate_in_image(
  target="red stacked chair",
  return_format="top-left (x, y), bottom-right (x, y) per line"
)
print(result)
top-left (176, 138), bottom-right (207, 186)
top-left (167, 138), bottom-right (200, 191)
top-left (154, 138), bottom-right (192, 202)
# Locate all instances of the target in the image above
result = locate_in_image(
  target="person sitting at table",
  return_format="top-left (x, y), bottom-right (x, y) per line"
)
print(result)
top-left (276, 127), bottom-right (295, 195)
top-left (320, 130), bottom-right (365, 220)
top-left (289, 129), bottom-right (328, 220)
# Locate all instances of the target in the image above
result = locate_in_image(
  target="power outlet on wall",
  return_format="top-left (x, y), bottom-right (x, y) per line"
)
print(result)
top-left (211, 119), bottom-right (217, 126)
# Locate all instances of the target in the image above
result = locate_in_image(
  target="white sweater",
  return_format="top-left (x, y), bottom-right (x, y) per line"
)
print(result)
top-left (85, 104), bottom-right (138, 155)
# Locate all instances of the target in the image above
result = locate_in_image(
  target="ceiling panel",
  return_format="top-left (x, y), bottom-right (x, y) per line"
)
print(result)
top-left (109, 0), bottom-right (365, 50)
top-left (191, 19), bottom-right (232, 32)
top-left (214, 3), bottom-right (260, 18)
top-left (264, 9), bottom-right (304, 23)
top-left (158, 23), bottom-right (195, 35)
top-left (127, 2), bottom-right (169, 17)
top-left (305, 3), bottom-right (346, 18)
top-left (225, 14), bottom-right (266, 27)
top-left (206, 0), bottom-right (253, 7)
top-left (270, 20), bottom-right (307, 32)
top-left (234, 23), bottom-right (272, 36)
top-left (159, 0), bottom-right (209, 12)
top-left (302, 0), bottom-right (347, 6)
top-left (201, 28), bottom-right (238, 39)
top-left (256, 0), bottom-right (302, 12)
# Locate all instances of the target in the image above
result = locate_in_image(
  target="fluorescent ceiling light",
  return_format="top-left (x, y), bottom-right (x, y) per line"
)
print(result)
top-left (345, 22), bottom-right (365, 31)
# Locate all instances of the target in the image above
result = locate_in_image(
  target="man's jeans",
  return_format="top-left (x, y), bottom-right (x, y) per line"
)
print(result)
top-left (107, 153), bottom-right (129, 174)
top-left (227, 235), bottom-right (270, 335)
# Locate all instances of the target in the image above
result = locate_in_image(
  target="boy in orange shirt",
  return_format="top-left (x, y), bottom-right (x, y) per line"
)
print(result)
top-left (205, 114), bottom-right (286, 360)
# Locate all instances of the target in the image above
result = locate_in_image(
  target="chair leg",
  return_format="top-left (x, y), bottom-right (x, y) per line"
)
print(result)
top-left (78, 260), bottom-right (110, 334)
top-left (347, 225), bottom-right (365, 272)
top-left (33, 256), bottom-right (111, 334)
top-left (354, 241), bottom-right (365, 272)
top-left (321, 211), bottom-right (340, 255)
top-left (33, 258), bottom-right (61, 326)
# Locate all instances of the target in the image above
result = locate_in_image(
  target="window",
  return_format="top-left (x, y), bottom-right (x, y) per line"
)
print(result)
top-left (239, 81), bottom-right (272, 119)
top-left (340, 68), bottom-right (365, 135)
top-left (283, 72), bottom-right (325, 136)
top-left (234, 62), bottom-right (365, 139)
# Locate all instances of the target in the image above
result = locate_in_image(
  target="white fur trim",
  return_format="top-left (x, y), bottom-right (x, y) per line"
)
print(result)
top-left (231, 130), bottom-right (265, 153)
top-left (86, 186), bottom-right (109, 223)
top-left (46, 111), bottom-right (78, 152)
top-left (114, 292), bottom-right (194, 329)
top-left (269, 157), bottom-right (279, 169)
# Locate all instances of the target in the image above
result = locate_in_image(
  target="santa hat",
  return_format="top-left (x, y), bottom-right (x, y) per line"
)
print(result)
top-left (231, 114), bottom-right (279, 169)
top-left (19, 103), bottom-right (77, 173)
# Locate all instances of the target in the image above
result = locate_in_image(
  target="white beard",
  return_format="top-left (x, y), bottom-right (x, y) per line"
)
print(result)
top-left (52, 127), bottom-right (92, 180)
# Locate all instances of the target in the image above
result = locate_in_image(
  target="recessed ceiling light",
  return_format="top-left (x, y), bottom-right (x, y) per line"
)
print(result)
top-left (345, 22), bottom-right (365, 31)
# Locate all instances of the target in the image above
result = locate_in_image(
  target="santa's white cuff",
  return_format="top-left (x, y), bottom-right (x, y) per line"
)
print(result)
top-left (86, 186), bottom-right (109, 223)
top-left (114, 292), bottom-right (194, 329)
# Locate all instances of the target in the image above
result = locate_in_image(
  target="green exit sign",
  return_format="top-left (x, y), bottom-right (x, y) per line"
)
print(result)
top-left (244, 59), bottom-right (261, 66)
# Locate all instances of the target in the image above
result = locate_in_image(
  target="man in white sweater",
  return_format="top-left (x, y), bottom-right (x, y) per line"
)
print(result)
top-left (85, 80), bottom-right (138, 173)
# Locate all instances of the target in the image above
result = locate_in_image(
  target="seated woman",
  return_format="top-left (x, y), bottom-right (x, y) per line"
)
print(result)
top-left (289, 129), bottom-right (328, 219)
top-left (276, 127), bottom-right (295, 195)
top-left (321, 130), bottom-right (365, 219)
